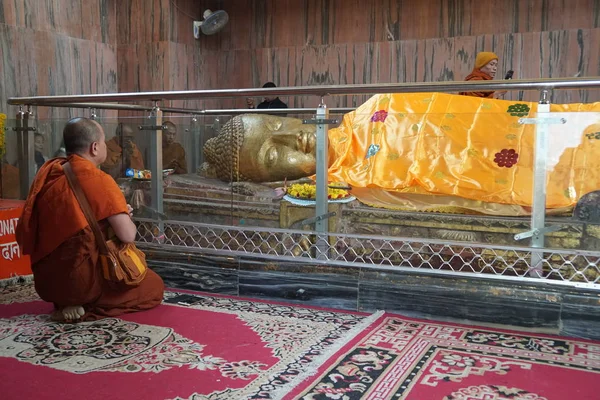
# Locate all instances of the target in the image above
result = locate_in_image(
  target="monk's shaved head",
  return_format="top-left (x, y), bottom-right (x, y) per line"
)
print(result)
top-left (63, 117), bottom-right (103, 155)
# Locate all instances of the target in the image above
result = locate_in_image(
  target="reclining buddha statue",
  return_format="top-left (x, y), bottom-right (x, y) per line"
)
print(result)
top-left (200, 92), bottom-right (600, 216)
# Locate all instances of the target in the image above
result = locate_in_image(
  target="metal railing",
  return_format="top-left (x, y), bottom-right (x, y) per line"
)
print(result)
top-left (135, 219), bottom-right (600, 288)
top-left (6, 77), bottom-right (600, 289)
top-left (8, 77), bottom-right (600, 105)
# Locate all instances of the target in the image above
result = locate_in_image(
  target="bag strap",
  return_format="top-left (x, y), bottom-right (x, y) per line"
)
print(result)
top-left (63, 162), bottom-right (109, 255)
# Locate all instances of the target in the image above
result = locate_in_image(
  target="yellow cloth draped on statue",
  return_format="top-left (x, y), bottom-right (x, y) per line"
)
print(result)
top-left (327, 93), bottom-right (600, 214)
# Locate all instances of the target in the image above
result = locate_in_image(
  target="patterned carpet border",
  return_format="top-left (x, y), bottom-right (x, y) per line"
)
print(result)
top-left (162, 291), bottom-right (384, 399)
top-left (270, 310), bottom-right (384, 399)
top-left (288, 315), bottom-right (600, 399)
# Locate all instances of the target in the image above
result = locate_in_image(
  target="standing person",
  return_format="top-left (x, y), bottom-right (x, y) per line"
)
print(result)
top-left (246, 82), bottom-right (288, 110)
top-left (459, 52), bottom-right (507, 99)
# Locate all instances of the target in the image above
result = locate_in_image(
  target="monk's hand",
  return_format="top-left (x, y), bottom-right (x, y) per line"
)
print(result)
top-left (496, 90), bottom-right (507, 98)
top-left (123, 140), bottom-right (135, 156)
top-left (127, 204), bottom-right (134, 217)
top-left (246, 98), bottom-right (255, 109)
top-left (167, 159), bottom-right (179, 170)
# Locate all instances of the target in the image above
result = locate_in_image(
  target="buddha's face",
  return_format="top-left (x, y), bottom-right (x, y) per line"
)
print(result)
top-left (238, 115), bottom-right (317, 182)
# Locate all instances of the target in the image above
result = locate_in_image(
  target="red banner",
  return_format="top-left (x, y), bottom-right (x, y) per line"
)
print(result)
top-left (0, 200), bottom-right (31, 279)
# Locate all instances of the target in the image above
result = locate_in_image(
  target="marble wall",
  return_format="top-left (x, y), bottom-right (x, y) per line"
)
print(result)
top-left (0, 0), bottom-right (119, 171)
top-left (2, 0), bottom-right (599, 117)
top-left (0, 0), bottom-right (118, 119)
top-left (115, 0), bottom-right (219, 112)
top-left (194, 0), bottom-right (600, 106)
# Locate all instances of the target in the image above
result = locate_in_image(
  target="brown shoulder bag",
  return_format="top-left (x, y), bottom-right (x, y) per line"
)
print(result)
top-left (63, 162), bottom-right (148, 287)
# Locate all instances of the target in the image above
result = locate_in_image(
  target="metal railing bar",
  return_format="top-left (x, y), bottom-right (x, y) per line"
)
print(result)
top-left (39, 102), bottom-right (202, 114)
top-left (8, 77), bottom-right (600, 106)
top-left (18, 102), bottom-right (357, 115)
top-left (133, 218), bottom-right (600, 258)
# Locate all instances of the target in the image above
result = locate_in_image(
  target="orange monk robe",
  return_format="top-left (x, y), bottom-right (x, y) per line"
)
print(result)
top-left (459, 69), bottom-right (495, 98)
top-left (16, 155), bottom-right (164, 319)
top-left (1, 163), bottom-right (20, 199)
top-left (103, 136), bottom-right (145, 172)
top-left (162, 142), bottom-right (188, 174)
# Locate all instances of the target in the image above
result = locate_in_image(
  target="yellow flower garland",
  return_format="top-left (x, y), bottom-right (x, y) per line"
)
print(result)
top-left (287, 183), bottom-right (349, 200)
top-left (0, 113), bottom-right (6, 159)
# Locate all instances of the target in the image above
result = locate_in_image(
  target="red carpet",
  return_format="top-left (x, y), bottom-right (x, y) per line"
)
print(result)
top-left (0, 280), bottom-right (378, 400)
top-left (287, 315), bottom-right (600, 399)
top-left (3, 280), bottom-right (600, 400)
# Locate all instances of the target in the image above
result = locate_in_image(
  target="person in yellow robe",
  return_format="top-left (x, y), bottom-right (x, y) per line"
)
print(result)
top-left (459, 51), bottom-right (507, 99)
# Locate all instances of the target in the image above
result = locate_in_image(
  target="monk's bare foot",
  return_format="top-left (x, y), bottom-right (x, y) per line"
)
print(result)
top-left (62, 306), bottom-right (85, 321)
top-left (51, 306), bottom-right (85, 322)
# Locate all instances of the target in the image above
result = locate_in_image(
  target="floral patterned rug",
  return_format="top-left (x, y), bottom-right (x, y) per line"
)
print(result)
top-left (0, 281), bottom-right (379, 400)
top-left (287, 315), bottom-right (600, 399)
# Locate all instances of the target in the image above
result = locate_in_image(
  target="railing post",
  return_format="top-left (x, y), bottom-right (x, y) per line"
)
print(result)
top-left (16, 106), bottom-right (35, 199)
top-left (189, 115), bottom-right (200, 172)
top-left (149, 105), bottom-right (164, 242)
top-left (529, 89), bottom-right (551, 277)
top-left (315, 99), bottom-right (330, 259)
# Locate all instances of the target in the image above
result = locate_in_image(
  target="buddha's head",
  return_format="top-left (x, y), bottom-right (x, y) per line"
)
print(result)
top-left (202, 114), bottom-right (317, 182)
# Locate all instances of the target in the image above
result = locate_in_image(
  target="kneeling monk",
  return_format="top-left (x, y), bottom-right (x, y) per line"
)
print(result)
top-left (16, 117), bottom-right (164, 322)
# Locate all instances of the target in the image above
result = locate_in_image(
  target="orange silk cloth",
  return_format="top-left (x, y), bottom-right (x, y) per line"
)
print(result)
top-left (327, 92), bottom-right (600, 210)
top-left (459, 70), bottom-right (494, 98)
top-left (162, 142), bottom-right (188, 174)
top-left (16, 155), bottom-right (129, 264)
top-left (104, 136), bottom-right (145, 170)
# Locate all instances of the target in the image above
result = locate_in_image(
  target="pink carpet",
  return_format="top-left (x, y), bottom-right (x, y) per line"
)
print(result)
top-left (0, 281), bottom-right (377, 400)
top-left (3, 280), bottom-right (600, 399)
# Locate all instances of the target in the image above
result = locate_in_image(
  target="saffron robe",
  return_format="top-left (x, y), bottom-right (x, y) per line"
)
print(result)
top-left (102, 136), bottom-right (145, 178)
top-left (16, 155), bottom-right (164, 318)
top-left (459, 70), bottom-right (495, 98)
top-left (162, 142), bottom-right (188, 174)
top-left (327, 92), bottom-right (600, 215)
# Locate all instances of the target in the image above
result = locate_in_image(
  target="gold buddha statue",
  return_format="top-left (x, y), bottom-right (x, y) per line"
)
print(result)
top-left (201, 114), bottom-right (322, 182)
top-left (200, 93), bottom-right (600, 216)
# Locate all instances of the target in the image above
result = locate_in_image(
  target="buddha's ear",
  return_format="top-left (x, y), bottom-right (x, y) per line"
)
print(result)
top-left (265, 118), bottom-right (283, 132)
